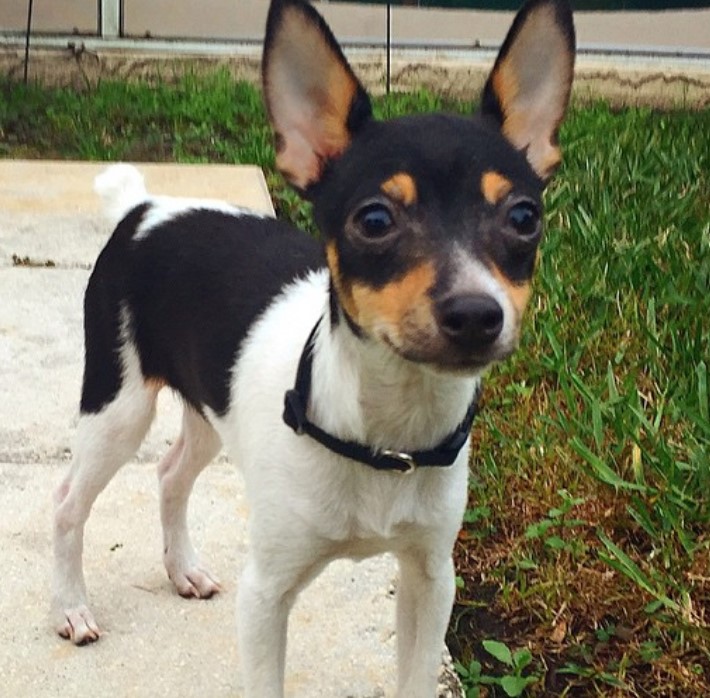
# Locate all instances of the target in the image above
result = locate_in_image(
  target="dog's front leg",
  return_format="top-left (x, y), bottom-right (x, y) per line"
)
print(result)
top-left (237, 558), bottom-right (289, 698)
top-left (237, 547), bottom-right (326, 698)
top-left (395, 550), bottom-right (457, 698)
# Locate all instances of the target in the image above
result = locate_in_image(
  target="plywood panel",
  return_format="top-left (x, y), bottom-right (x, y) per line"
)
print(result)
top-left (124, 0), bottom-right (268, 40)
top-left (0, 0), bottom-right (97, 34)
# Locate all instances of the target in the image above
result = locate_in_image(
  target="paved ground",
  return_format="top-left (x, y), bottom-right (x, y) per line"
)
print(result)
top-left (0, 161), bottom-right (458, 697)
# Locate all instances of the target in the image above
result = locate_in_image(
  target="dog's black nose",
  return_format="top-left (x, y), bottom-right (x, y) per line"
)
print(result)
top-left (437, 294), bottom-right (504, 350)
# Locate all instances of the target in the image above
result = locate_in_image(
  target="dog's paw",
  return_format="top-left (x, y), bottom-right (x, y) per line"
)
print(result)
top-left (169, 564), bottom-right (221, 599)
top-left (55, 605), bottom-right (101, 645)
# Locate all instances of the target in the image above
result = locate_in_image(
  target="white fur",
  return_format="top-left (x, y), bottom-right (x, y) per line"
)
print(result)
top-left (93, 163), bottom-right (265, 240)
top-left (52, 0), bottom-right (570, 683)
top-left (218, 271), bottom-right (476, 697)
top-left (94, 163), bottom-right (148, 226)
top-left (135, 195), bottom-right (263, 240)
top-left (451, 246), bottom-right (520, 356)
top-left (52, 305), bottom-right (159, 642)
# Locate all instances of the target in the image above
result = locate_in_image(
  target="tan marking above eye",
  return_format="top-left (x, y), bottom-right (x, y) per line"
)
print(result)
top-left (380, 172), bottom-right (418, 207)
top-left (490, 264), bottom-right (532, 318)
top-left (481, 171), bottom-right (513, 206)
top-left (351, 262), bottom-right (435, 330)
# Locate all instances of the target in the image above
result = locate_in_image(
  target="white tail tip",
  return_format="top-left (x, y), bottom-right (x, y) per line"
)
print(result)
top-left (94, 164), bottom-right (148, 226)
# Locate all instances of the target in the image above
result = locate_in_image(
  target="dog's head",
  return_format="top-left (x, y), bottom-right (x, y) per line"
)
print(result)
top-left (263, 0), bottom-right (575, 374)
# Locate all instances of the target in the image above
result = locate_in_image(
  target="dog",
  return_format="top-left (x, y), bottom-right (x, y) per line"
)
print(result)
top-left (51, 0), bottom-right (575, 695)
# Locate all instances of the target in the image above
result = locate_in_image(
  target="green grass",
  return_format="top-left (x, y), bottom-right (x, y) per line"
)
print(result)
top-left (2, 72), bottom-right (708, 696)
top-left (452, 103), bottom-right (709, 696)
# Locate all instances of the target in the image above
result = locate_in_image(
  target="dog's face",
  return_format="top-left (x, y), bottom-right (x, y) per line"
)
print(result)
top-left (316, 114), bottom-right (546, 372)
top-left (263, 0), bottom-right (575, 373)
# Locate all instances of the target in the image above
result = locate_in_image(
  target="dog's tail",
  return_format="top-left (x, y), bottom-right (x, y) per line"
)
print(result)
top-left (94, 164), bottom-right (148, 226)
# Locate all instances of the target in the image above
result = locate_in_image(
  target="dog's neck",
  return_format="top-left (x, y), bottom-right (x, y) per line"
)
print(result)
top-left (308, 310), bottom-right (481, 454)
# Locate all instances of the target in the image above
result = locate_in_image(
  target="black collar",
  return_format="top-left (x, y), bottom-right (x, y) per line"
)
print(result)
top-left (282, 318), bottom-right (481, 473)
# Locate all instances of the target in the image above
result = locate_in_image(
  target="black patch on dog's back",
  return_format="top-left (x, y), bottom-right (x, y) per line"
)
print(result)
top-left (81, 206), bottom-right (324, 416)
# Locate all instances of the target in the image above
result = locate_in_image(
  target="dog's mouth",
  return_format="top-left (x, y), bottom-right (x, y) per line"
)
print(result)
top-left (381, 332), bottom-right (513, 375)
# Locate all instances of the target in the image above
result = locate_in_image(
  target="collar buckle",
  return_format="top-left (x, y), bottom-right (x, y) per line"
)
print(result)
top-left (381, 450), bottom-right (417, 473)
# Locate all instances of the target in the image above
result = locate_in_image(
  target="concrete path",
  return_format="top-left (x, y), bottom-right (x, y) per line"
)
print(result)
top-left (0, 160), bottom-right (460, 697)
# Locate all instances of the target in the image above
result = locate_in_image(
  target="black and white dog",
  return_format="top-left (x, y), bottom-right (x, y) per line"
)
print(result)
top-left (52, 1), bottom-right (575, 695)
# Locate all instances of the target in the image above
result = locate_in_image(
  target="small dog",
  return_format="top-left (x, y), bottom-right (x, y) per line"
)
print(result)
top-left (52, 0), bottom-right (575, 695)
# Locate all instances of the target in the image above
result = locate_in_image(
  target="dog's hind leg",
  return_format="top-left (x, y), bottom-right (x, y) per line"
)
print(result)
top-left (395, 550), bottom-right (457, 698)
top-left (158, 405), bottom-right (222, 598)
top-left (51, 361), bottom-right (159, 645)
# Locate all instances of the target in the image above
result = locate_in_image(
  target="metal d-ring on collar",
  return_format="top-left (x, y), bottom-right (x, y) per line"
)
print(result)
top-left (282, 318), bottom-right (481, 474)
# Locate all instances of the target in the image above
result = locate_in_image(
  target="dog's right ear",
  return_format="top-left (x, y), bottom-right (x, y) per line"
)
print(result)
top-left (263, 0), bottom-right (372, 193)
top-left (480, 0), bottom-right (575, 181)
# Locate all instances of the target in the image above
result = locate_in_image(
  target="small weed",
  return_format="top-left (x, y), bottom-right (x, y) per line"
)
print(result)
top-left (594, 622), bottom-right (616, 644)
top-left (524, 489), bottom-right (588, 557)
top-left (557, 662), bottom-right (628, 690)
top-left (457, 640), bottom-right (538, 697)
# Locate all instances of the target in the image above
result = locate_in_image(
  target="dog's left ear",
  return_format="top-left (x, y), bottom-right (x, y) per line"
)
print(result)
top-left (481, 0), bottom-right (575, 181)
top-left (262, 0), bottom-right (372, 193)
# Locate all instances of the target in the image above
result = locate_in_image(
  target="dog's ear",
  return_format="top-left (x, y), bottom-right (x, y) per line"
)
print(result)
top-left (481, 0), bottom-right (575, 181)
top-left (262, 0), bottom-right (372, 192)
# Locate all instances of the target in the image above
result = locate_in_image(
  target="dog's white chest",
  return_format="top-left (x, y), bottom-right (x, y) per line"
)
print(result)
top-left (216, 271), bottom-right (471, 556)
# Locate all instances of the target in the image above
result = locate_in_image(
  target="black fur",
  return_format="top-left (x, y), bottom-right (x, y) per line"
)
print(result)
top-left (81, 204), bottom-right (150, 414)
top-left (313, 113), bottom-right (544, 303)
top-left (81, 206), bottom-right (323, 416)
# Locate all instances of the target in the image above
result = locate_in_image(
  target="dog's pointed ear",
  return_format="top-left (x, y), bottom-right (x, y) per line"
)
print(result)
top-left (262, 0), bottom-right (372, 192)
top-left (481, 0), bottom-right (575, 181)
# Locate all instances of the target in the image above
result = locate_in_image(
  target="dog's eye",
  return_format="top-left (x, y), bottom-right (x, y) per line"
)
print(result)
top-left (507, 200), bottom-right (539, 238)
top-left (355, 203), bottom-right (395, 239)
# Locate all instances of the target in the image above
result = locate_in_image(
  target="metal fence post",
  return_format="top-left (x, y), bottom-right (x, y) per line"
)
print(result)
top-left (100, 0), bottom-right (121, 38)
top-left (386, 2), bottom-right (391, 94)
top-left (23, 0), bottom-right (34, 84)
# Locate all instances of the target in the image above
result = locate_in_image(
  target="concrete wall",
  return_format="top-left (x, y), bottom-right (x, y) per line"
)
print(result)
top-left (1, 0), bottom-right (96, 34)
top-left (3, 1), bottom-right (710, 52)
